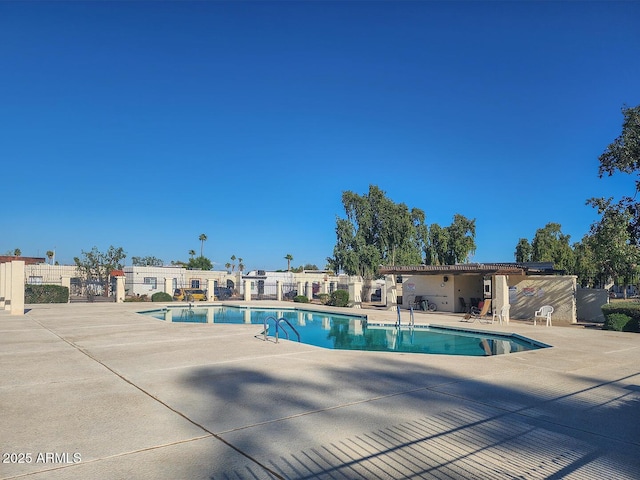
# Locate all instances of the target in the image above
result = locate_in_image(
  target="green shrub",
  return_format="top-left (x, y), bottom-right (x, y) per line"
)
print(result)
top-left (330, 289), bottom-right (350, 307)
top-left (602, 302), bottom-right (640, 332)
top-left (317, 293), bottom-right (330, 305)
top-left (151, 292), bottom-right (173, 302)
top-left (124, 295), bottom-right (149, 302)
top-left (25, 285), bottom-right (69, 304)
top-left (293, 295), bottom-right (309, 303)
top-left (603, 313), bottom-right (632, 331)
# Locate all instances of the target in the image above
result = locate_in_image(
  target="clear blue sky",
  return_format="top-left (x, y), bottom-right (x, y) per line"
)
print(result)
top-left (1, 1), bottom-right (638, 271)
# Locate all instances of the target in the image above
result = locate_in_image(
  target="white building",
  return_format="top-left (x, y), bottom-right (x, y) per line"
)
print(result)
top-left (124, 266), bottom-right (234, 298)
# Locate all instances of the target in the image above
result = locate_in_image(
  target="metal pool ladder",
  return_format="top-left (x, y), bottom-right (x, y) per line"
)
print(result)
top-left (180, 303), bottom-right (196, 321)
top-left (396, 306), bottom-right (416, 329)
top-left (261, 316), bottom-right (301, 343)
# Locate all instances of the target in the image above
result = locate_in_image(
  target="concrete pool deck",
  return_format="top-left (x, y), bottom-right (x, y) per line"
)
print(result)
top-left (1, 302), bottom-right (639, 479)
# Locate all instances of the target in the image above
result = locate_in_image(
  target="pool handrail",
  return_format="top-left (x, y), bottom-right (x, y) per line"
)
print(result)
top-left (262, 316), bottom-right (300, 343)
top-left (277, 317), bottom-right (300, 343)
top-left (396, 306), bottom-right (416, 329)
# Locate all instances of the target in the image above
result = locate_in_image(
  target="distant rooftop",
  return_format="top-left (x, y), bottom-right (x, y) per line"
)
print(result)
top-left (379, 262), bottom-right (561, 276)
top-left (0, 256), bottom-right (46, 266)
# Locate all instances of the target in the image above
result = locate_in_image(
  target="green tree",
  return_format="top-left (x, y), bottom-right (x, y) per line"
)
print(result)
top-left (531, 223), bottom-right (575, 273)
top-left (597, 104), bottom-right (640, 242)
top-left (285, 254), bottom-right (293, 272)
top-left (446, 214), bottom-right (476, 264)
top-left (291, 264), bottom-right (320, 273)
top-left (132, 256), bottom-right (164, 266)
top-left (425, 224), bottom-right (448, 265)
top-left (13, 248), bottom-right (21, 256)
top-left (238, 257), bottom-right (245, 272)
top-left (199, 233), bottom-right (207, 257)
top-left (572, 236), bottom-right (599, 287)
top-left (74, 246), bottom-right (126, 297)
top-left (424, 215), bottom-right (476, 265)
top-left (514, 238), bottom-right (533, 263)
top-left (187, 256), bottom-right (213, 271)
top-left (188, 249), bottom-right (196, 260)
top-left (46, 250), bottom-right (54, 264)
top-left (230, 254), bottom-right (236, 272)
top-left (325, 257), bottom-right (339, 273)
top-left (586, 197), bottom-right (639, 295)
top-left (330, 185), bottom-right (427, 279)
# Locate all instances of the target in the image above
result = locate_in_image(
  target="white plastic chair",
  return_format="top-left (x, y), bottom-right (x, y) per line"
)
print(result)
top-left (534, 305), bottom-right (554, 326)
top-left (493, 305), bottom-right (510, 325)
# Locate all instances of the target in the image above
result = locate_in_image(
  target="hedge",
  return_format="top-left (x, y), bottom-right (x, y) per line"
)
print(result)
top-left (317, 293), bottom-right (330, 305)
top-left (330, 289), bottom-right (350, 307)
top-left (293, 295), bottom-right (309, 303)
top-left (25, 285), bottom-right (69, 304)
top-left (601, 301), bottom-right (640, 332)
top-left (151, 292), bottom-right (173, 302)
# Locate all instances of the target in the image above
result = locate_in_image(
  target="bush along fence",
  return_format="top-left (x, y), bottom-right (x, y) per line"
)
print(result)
top-left (601, 301), bottom-right (640, 332)
top-left (25, 285), bottom-right (69, 304)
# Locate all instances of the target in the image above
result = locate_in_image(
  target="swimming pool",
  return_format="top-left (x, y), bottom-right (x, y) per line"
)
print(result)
top-left (140, 305), bottom-right (548, 357)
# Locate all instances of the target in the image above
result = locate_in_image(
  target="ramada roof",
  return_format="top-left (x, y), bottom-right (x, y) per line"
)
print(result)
top-left (379, 262), bottom-right (559, 276)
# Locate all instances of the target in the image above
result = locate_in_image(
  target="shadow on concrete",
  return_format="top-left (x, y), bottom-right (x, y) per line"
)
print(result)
top-left (180, 355), bottom-right (640, 479)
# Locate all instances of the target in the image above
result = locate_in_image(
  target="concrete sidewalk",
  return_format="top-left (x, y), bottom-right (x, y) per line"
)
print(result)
top-left (1, 303), bottom-right (639, 479)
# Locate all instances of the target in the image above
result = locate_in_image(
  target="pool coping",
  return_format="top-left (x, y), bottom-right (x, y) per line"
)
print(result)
top-left (140, 303), bottom-right (552, 352)
top-left (2, 302), bottom-right (640, 479)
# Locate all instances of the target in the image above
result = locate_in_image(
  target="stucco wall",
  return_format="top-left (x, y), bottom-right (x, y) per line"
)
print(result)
top-left (507, 275), bottom-right (577, 323)
top-left (25, 264), bottom-right (79, 284)
top-left (402, 275), bottom-right (457, 312)
top-left (452, 275), bottom-right (485, 312)
top-left (403, 274), bottom-right (488, 313)
top-left (576, 288), bottom-right (609, 323)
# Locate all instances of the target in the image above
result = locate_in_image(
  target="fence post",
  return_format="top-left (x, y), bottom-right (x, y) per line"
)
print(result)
top-left (10, 261), bottom-right (25, 315)
top-left (4, 262), bottom-right (12, 311)
top-left (385, 275), bottom-right (397, 310)
top-left (243, 279), bottom-right (251, 301)
top-left (61, 276), bottom-right (71, 303)
top-left (115, 275), bottom-right (125, 303)
top-left (0, 262), bottom-right (5, 308)
top-left (349, 278), bottom-right (362, 309)
top-left (207, 278), bottom-right (215, 301)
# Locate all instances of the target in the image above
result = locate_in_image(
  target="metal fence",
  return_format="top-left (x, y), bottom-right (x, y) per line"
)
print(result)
top-left (24, 265), bottom-right (116, 302)
top-left (70, 278), bottom-right (116, 302)
top-left (238, 281), bottom-right (324, 301)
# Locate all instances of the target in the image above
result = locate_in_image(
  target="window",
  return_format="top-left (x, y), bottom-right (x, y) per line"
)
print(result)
top-left (144, 277), bottom-right (157, 289)
top-left (191, 279), bottom-right (200, 289)
top-left (28, 276), bottom-right (43, 285)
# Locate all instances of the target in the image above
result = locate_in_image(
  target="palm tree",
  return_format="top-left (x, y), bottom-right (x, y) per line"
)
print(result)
top-left (238, 257), bottom-right (244, 273)
top-left (46, 250), bottom-right (54, 265)
top-left (225, 262), bottom-right (231, 272)
top-left (230, 255), bottom-right (236, 272)
top-left (199, 233), bottom-right (207, 257)
top-left (285, 254), bottom-right (293, 271)
top-left (188, 249), bottom-right (196, 260)
top-left (13, 248), bottom-right (21, 257)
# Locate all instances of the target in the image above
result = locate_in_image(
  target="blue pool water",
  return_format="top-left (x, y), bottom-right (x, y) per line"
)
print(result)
top-left (140, 305), bottom-right (547, 357)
